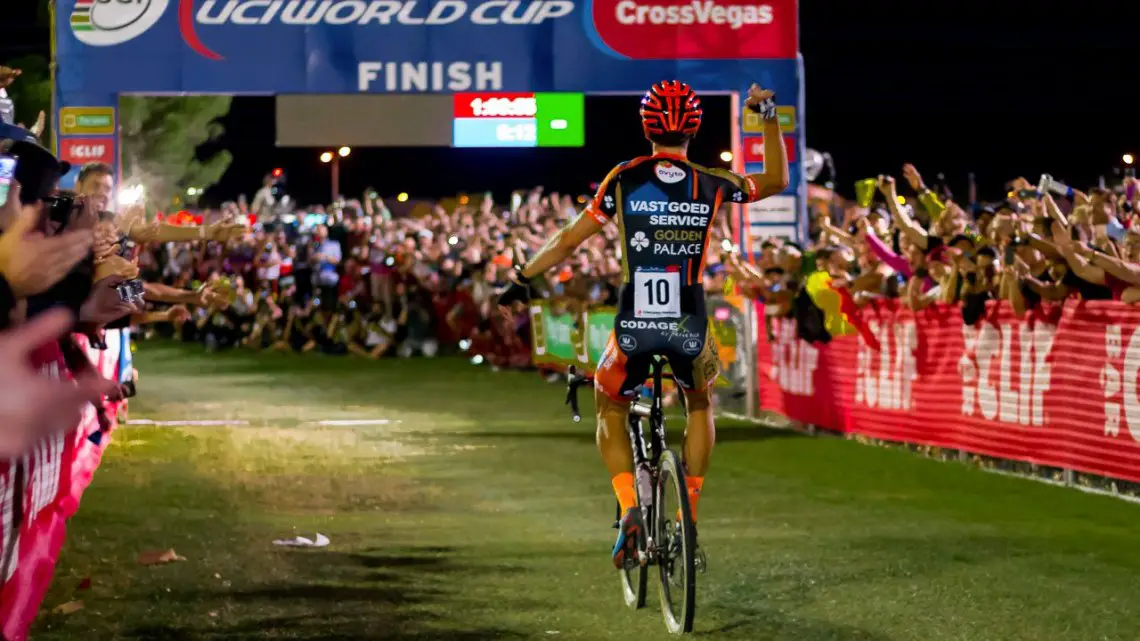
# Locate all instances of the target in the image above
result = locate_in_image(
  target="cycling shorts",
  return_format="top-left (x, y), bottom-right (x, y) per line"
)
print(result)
top-left (594, 309), bottom-right (720, 401)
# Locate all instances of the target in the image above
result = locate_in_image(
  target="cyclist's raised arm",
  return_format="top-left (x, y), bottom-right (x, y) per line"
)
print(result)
top-left (519, 164), bottom-right (622, 279)
top-left (740, 84), bottom-right (789, 201)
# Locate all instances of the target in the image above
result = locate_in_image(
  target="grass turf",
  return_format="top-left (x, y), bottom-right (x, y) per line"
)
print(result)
top-left (31, 342), bottom-right (1140, 640)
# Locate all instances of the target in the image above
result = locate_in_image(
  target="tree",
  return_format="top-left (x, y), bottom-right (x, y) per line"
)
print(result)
top-left (2, 54), bottom-right (51, 145)
top-left (118, 96), bottom-right (233, 208)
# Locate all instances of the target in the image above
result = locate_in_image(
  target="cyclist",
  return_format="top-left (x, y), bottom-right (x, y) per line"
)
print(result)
top-left (499, 81), bottom-right (789, 568)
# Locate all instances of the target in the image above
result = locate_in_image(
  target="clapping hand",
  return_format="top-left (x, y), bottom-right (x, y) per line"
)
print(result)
top-left (0, 182), bottom-right (93, 298)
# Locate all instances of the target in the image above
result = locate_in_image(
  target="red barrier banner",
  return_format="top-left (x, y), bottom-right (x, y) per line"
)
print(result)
top-left (0, 339), bottom-right (111, 641)
top-left (757, 300), bottom-right (1140, 483)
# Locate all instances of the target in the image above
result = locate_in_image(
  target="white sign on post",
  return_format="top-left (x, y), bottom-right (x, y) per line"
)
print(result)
top-left (748, 194), bottom-right (797, 225)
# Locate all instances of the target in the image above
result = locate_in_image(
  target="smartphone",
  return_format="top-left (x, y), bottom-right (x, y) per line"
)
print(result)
top-left (0, 155), bottom-right (16, 207)
top-left (1017, 189), bottom-right (1042, 199)
top-left (1071, 226), bottom-right (1081, 241)
top-left (1003, 244), bottom-right (1015, 264)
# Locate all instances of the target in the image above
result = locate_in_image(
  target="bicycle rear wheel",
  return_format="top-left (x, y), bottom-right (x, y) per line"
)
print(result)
top-left (654, 449), bottom-right (696, 634)
top-left (616, 500), bottom-right (648, 609)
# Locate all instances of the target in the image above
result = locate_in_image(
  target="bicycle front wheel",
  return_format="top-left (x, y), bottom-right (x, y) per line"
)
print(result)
top-left (655, 449), bottom-right (696, 634)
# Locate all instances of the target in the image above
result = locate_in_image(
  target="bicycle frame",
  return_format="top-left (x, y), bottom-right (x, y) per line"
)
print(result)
top-left (566, 358), bottom-right (687, 515)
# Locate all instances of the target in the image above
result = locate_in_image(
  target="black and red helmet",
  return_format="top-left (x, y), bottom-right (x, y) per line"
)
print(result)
top-left (640, 81), bottom-right (702, 143)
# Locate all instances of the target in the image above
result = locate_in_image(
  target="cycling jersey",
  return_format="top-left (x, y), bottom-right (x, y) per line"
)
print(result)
top-left (586, 152), bottom-right (764, 399)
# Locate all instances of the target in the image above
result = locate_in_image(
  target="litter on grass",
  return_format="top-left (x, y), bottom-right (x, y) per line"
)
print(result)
top-left (272, 533), bottom-right (330, 547)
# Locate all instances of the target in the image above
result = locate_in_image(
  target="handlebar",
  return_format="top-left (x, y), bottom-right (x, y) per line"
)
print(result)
top-left (566, 366), bottom-right (592, 423)
top-left (564, 364), bottom-right (691, 422)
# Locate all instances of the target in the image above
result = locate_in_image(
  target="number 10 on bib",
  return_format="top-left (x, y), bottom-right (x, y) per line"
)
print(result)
top-left (634, 271), bottom-right (681, 318)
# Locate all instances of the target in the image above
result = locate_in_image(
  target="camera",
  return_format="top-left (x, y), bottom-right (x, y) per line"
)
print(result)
top-left (45, 191), bottom-right (76, 226)
top-left (116, 279), bottom-right (145, 306)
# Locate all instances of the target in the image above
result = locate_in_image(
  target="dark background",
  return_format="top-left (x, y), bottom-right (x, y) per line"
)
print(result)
top-left (4, 1), bottom-right (1139, 206)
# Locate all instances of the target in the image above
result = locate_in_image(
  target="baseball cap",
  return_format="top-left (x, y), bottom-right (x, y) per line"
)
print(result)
top-left (0, 125), bottom-right (70, 204)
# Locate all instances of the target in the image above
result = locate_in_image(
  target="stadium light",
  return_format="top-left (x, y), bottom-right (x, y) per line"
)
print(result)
top-left (397, 192), bottom-right (409, 202)
top-left (338, 146), bottom-right (351, 157)
top-left (458, 194), bottom-right (470, 205)
top-left (719, 150), bottom-right (733, 163)
top-left (1124, 153), bottom-right (1135, 166)
top-left (577, 195), bottom-right (586, 204)
top-left (319, 151), bottom-right (333, 163)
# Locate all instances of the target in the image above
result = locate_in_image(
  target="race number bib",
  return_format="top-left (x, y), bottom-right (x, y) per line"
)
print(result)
top-left (634, 270), bottom-right (680, 319)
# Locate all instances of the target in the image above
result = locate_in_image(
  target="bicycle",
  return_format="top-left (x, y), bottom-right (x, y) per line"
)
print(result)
top-left (566, 358), bottom-right (699, 635)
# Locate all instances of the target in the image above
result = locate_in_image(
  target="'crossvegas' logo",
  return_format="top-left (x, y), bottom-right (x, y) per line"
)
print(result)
top-left (71, 0), bottom-right (169, 47)
top-left (589, 0), bottom-right (797, 60)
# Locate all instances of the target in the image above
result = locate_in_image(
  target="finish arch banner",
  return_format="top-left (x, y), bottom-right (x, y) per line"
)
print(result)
top-left (53, 0), bottom-right (807, 243)
top-left (755, 300), bottom-right (1140, 484)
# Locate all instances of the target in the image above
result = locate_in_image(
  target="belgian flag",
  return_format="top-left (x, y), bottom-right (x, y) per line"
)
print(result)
top-left (793, 271), bottom-right (880, 351)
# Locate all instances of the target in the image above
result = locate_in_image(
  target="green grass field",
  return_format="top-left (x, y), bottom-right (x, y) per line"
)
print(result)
top-left (31, 342), bottom-right (1140, 640)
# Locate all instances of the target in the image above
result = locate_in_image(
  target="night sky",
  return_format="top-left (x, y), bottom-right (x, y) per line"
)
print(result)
top-left (4, 1), bottom-right (1139, 206)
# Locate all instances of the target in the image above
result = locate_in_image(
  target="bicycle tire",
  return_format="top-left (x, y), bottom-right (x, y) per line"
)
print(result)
top-left (654, 449), bottom-right (696, 634)
top-left (616, 500), bottom-right (648, 609)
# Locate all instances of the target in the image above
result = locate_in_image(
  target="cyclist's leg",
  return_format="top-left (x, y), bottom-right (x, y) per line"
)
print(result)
top-left (593, 332), bottom-right (650, 513)
top-left (668, 331), bottom-right (720, 523)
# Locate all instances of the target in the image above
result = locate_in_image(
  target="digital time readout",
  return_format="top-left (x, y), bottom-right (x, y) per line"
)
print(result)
top-left (452, 92), bottom-right (583, 148)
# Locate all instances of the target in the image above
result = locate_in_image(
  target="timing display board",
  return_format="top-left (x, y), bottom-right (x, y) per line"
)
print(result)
top-left (452, 93), bottom-right (585, 148)
top-left (276, 93), bottom-right (584, 148)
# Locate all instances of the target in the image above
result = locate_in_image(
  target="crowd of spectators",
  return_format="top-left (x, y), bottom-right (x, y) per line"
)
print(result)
top-left (724, 164), bottom-right (1140, 330)
top-left (141, 159), bottom-right (1140, 369)
top-left (145, 180), bottom-right (737, 368)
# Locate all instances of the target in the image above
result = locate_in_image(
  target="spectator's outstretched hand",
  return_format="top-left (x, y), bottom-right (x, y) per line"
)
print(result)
top-left (209, 222), bottom-right (245, 243)
top-left (0, 182), bottom-right (94, 297)
top-left (94, 255), bottom-right (139, 282)
top-left (877, 175), bottom-right (896, 196)
top-left (29, 111), bottom-right (45, 138)
top-left (166, 304), bottom-right (191, 325)
top-left (196, 283), bottom-right (229, 309)
top-left (901, 164), bottom-right (924, 192)
top-left (80, 277), bottom-right (140, 325)
top-left (94, 221), bottom-right (120, 261)
top-left (0, 309), bottom-right (118, 458)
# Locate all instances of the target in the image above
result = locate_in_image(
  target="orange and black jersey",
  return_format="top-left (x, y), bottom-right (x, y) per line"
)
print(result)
top-left (585, 153), bottom-right (763, 397)
top-left (586, 153), bottom-right (762, 289)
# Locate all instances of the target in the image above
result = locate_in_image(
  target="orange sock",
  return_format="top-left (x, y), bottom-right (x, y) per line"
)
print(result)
top-left (686, 477), bottom-right (704, 523)
top-left (612, 473), bottom-right (637, 513)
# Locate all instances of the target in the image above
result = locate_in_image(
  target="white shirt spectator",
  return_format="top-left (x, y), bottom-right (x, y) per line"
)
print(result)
top-left (316, 238), bottom-right (342, 287)
top-left (251, 185), bottom-right (276, 218)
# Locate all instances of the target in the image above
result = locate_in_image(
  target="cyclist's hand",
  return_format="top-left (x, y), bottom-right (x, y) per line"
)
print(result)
top-left (497, 267), bottom-right (533, 308)
top-left (744, 84), bottom-right (776, 119)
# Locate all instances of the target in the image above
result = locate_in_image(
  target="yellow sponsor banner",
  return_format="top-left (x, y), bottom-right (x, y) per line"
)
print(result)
top-left (59, 107), bottom-right (116, 136)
